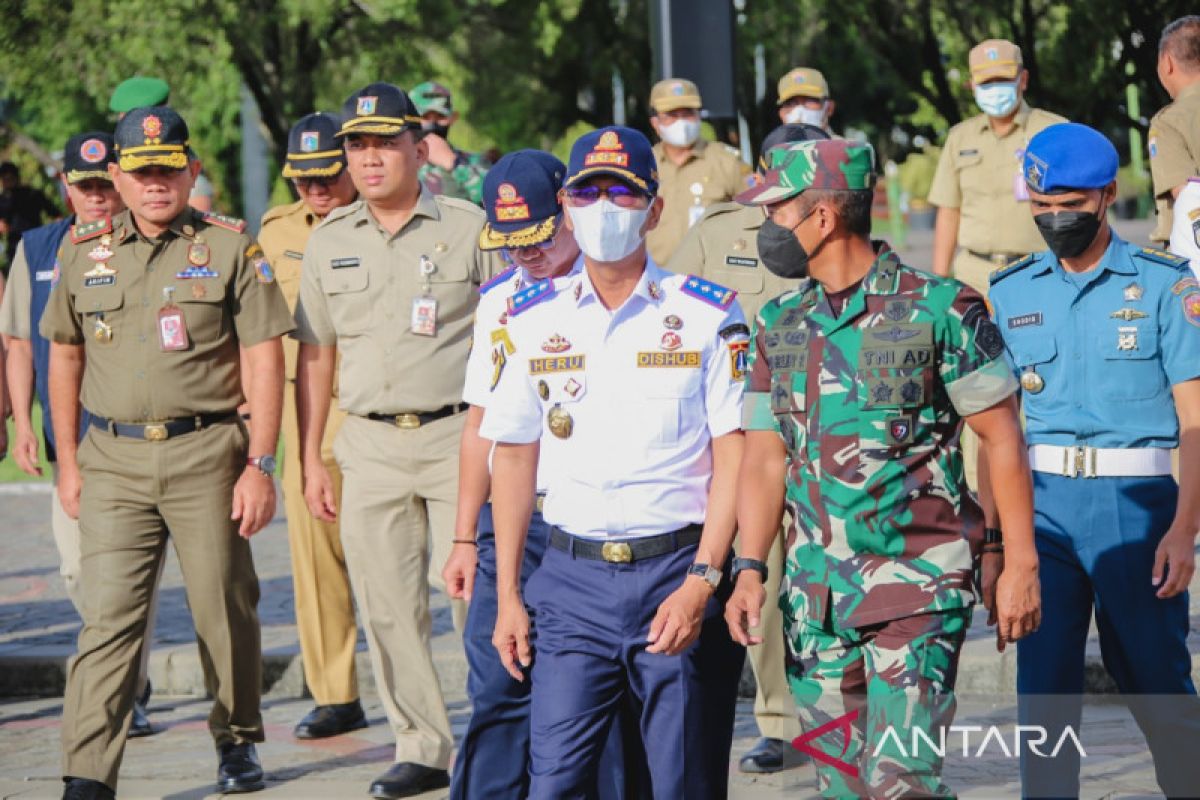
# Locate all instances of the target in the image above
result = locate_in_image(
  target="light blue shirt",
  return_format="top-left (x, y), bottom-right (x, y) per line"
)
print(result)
top-left (989, 233), bottom-right (1200, 448)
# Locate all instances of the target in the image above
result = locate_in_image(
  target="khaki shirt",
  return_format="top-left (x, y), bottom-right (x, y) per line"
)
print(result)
top-left (39, 208), bottom-right (294, 421)
top-left (666, 201), bottom-right (798, 321)
top-left (1149, 82), bottom-right (1200, 243)
top-left (928, 103), bottom-right (1065, 256)
top-left (258, 199), bottom-right (318, 381)
top-left (647, 139), bottom-right (752, 266)
top-left (292, 190), bottom-right (502, 415)
top-left (0, 241), bottom-right (32, 338)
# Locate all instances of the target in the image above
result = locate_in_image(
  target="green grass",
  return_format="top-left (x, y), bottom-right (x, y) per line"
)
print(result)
top-left (1, 401), bottom-right (54, 482)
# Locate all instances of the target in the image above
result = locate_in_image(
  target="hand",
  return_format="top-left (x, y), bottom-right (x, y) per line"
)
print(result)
top-left (57, 460), bottom-right (82, 520)
top-left (302, 459), bottom-right (337, 522)
top-left (231, 466), bottom-right (276, 539)
top-left (993, 556), bottom-right (1040, 652)
top-left (979, 550), bottom-right (1004, 627)
top-left (423, 133), bottom-right (457, 171)
top-left (1153, 524), bottom-right (1197, 599)
top-left (493, 596), bottom-right (532, 681)
top-left (12, 426), bottom-right (42, 477)
top-left (725, 571), bottom-right (767, 647)
top-left (646, 576), bottom-right (711, 655)
top-left (442, 542), bottom-right (479, 601)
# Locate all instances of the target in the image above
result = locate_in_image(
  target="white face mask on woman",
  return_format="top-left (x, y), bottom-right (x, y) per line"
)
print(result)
top-left (567, 200), bottom-right (651, 263)
top-left (658, 118), bottom-right (701, 147)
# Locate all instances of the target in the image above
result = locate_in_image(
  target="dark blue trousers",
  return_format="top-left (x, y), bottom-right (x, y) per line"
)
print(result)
top-left (523, 539), bottom-right (743, 800)
top-left (1017, 473), bottom-right (1200, 798)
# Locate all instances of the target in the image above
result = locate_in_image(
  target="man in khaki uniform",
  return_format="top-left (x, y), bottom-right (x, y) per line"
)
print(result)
top-left (645, 78), bottom-right (751, 266)
top-left (667, 122), bottom-right (827, 775)
top-left (1150, 16), bottom-right (1200, 246)
top-left (257, 113), bottom-right (366, 740)
top-left (929, 39), bottom-right (1065, 294)
top-left (293, 83), bottom-right (501, 800)
top-left (776, 67), bottom-right (837, 136)
top-left (43, 106), bottom-right (292, 800)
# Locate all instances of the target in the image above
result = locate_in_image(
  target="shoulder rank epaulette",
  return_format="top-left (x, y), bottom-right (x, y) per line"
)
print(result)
top-left (507, 278), bottom-right (554, 317)
top-left (69, 217), bottom-right (112, 244)
top-left (1136, 246), bottom-right (1188, 270)
top-left (202, 212), bottom-right (247, 233)
top-left (680, 274), bottom-right (737, 310)
top-left (988, 253), bottom-right (1036, 286)
top-left (480, 267), bottom-right (517, 296)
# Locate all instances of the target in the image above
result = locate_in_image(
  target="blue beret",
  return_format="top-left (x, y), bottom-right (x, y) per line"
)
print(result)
top-left (479, 150), bottom-right (567, 250)
top-left (565, 126), bottom-right (659, 196)
top-left (1023, 122), bottom-right (1118, 194)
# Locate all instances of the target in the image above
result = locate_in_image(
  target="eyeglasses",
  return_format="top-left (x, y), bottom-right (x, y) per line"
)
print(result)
top-left (502, 218), bottom-right (563, 261)
top-left (563, 183), bottom-right (649, 209)
top-left (295, 176), bottom-right (339, 189)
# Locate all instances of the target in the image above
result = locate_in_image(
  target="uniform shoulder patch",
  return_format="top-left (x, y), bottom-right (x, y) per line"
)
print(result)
top-left (1172, 276), bottom-right (1200, 295)
top-left (988, 253), bottom-right (1036, 286)
top-left (480, 266), bottom-right (517, 296)
top-left (680, 274), bottom-right (737, 310)
top-left (507, 278), bottom-right (555, 317)
top-left (1135, 246), bottom-right (1189, 270)
top-left (69, 217), bottom-right (112, 244)
top-left (435, 194), bottom-right (487, 218)
top-left (201, 212), bottom-right (247, 233)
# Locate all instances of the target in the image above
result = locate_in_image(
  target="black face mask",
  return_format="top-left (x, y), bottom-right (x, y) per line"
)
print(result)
top-left (1034, 209), bottom-right (1102, 259)
top-left (757, 208), bottom-right (823, 279)
top-left (422, 122), bottom-right (450, 139)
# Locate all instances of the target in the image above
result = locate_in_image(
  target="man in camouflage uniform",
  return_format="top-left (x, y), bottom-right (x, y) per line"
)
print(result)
top-left (410, 81), bottom-right (491, 206)
top-left (725, 140), bottom-right (1042, 797)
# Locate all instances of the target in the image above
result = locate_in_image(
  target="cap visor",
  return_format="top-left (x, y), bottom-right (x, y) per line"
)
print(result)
top-left (735, 172), bottom-right (797, 206)
top-left (336, 119), bottom-right (413, 138)
top-left (971, 65), bottom-right (1020, 82)
top-left (778, 87), bottom-right (825, 104)
top-left (478, 216), bottom-right (558, 251)
top-left (564, 166), bottom-right (651, 194)
top-left (653, 97), bottom-right (702, 113)
top-left (118, 151), bottom-right (189, 171)
top-left (282, 159), bottom-right (344, 179)
top-left (65, 170), bottom-right (113, 184)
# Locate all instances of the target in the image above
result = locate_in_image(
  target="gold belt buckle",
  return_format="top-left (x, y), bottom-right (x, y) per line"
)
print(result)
top-left (601, 542), bottom-right (633, 563)
top-left (395, 413), bottom-right (421, 429)
top-left (535, 495), bottom-right (545, 513)
top-left (143, 423), bottom-right (168, 442)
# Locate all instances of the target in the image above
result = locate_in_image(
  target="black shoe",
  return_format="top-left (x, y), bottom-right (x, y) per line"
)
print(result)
top-left (138, 678), bottom-right (152, 708)
top-left (368, 762), bottom-right (450, 799)
top-left (127, 701), bottom-right (156, 738)
top-left (738, 736), bottom-right (810, 774)
top-left (293, 699), bottom-right (368, 739)
top-left (217, 742), bottom-right (265, 793)
top-left (62, 777), bottom-right (115, 800)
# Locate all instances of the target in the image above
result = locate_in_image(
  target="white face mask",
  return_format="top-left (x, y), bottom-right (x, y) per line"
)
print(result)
top-left (567, 199), bottom-right (650, 263)
top-left (658, 118), bottom-right (701, 147)
top-left (974, 81), bottom-right (1020, 118)
top-left (784, 102), bottom-right (827, 127)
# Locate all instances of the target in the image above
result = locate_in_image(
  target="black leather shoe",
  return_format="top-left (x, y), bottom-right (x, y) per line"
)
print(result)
top-left (62, 778), bottom-right (115, 800)
top-left (368, 762), bottom-right (450, 799)
top-left (738, 736), bottom-right (810, 774)
top-left (127, 701), bottom-right (155, 738)
top-left (217, 742), bottom-right (265, 793)
top-left (293, 699), bottom-right (368, 739)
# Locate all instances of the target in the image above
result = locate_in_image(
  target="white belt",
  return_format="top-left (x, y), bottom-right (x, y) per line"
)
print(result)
top-left (1028, 444), bottom-right (1173, 478)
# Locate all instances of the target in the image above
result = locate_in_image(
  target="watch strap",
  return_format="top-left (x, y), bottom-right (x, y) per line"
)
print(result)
top-left (731, 556), bottom-right (769, 583)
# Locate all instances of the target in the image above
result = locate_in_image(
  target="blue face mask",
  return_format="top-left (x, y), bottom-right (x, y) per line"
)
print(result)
top-left (974, 81), bottom-right (1019, 118)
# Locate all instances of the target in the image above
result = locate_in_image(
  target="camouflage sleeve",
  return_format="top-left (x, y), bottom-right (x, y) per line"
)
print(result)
top-left (742, 307), bottom-right (779, 432)
top-left (453, 152), bottom-right (491, 206)
top-left (938, 285), bottom-right (1018, 417)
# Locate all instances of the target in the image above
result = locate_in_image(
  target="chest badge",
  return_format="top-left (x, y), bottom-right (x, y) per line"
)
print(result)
top-left (542, 333), bottom-right (571, 353)
top-left (547, 404), bottom-right (574, 439)
top-left (663, 314), bottom-right (683, 331)
top-left (92, 315), bottom-right (113, 343)
top-left (1124, 283), bottom-right (1144, 302)
top-left (1020, 367), bottom-right (1045, 394)
top-left (648, 281), bottom-right (663, 301)
top-left (1117, 326), bottom-right (1139, 351)
top-left (187, 240), bottom-right (211, 267)
top-left (537, 380), bottom-right (550, 401)
top-left (1110, 307), bottom-right (1148, 322)
top-left (660, 331), bottom-right (682, 351)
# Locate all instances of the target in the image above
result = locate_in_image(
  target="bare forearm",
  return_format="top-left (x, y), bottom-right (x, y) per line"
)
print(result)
top-left (736, 432), bottom-right (789, 562)
top-left (1171, 382), bottom-right (1200, 535)
top-left (932, 207), bottom-right (960, 277)
top-left (969, 400), bottom-right (1036, 564)
top-left (243, 338), bottom-right (284, 455)
top-left (695, 431), bottom-right (744, 568)
top-left (454, 405), bottom-right (493, 540)
top-left (5, 339), bottom-right (35, 431)
top-left (296, 343), bottom-right (335, 465)
top-left (491, 442), bottom-right (538, 599)
top-left (48, 344), bottom-right (84, 466)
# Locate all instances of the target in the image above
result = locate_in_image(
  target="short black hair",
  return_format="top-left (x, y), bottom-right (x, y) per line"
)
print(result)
top-left (801, 188), bottom-right (874, 236)
top-left (1161, 16), bottom-right (1200, 70)
top-left (0, 161), bottom-right (17, 178)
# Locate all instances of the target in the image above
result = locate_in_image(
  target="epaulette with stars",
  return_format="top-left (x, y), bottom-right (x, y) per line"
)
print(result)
top-left (68, 217), bottom-right (112, 244)
top-left (201, 212), bottom-right (247, 233)
top-left (680, 274), bottom-right (737, 310)
top-left (480, 267), bottom-right (517, 296)
top-left (1135, 246), bottom-right (1189, 271)
top-left (988, 253), bottom-right (1036, 287)
top-left (507, 278), bottom-right (555, 317)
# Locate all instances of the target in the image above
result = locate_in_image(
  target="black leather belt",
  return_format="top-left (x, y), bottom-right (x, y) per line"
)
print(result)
top-left (364, 403), bottom-right (467, 429)
top-left (549, 524), bottom-right (703, 564)
top-left (90, 411), bottom-right (238, 442)
top-left (967, 250), bottom-right (1024, 266)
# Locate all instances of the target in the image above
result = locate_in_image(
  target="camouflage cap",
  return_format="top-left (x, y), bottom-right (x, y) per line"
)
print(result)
top-left (108, 76), bottom-right (170, 115)
top-left (650, 78), bottom-right (702, 113)
top-left (411, 81), bottom-right (453, 116)
top-left (969, 39), bottom-right (1022, 83)
top-left (777, 67), bottom-right (829, 104)
top-left (736, 139), bottom-right (875, 206)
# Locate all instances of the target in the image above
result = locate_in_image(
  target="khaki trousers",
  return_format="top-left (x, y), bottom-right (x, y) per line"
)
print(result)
top-left (745, 531), bottom-right (802, 742)
top-left (333, 412), bottom-right (464, 768)
top-left (62, 421), bottom-right (263, 789)
top-left (281, 384), bottom-right (358, 705)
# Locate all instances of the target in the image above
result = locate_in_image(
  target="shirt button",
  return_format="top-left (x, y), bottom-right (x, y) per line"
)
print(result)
top-left (141, 408), bottom-right (150, 417)
top-left (139, 335), bottom-right (147, 343)
top-left (383, 382), bottom-right (392, 390)
top-left (136, 371), bottom-right (145, 380)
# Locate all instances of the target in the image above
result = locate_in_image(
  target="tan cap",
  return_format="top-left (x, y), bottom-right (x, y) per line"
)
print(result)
top-left (650, 78), bottom-right (702, 113)
top-left (777, 67), bottom-right (829, 104)
top-left (969, 39), bottom-right (1023, 83)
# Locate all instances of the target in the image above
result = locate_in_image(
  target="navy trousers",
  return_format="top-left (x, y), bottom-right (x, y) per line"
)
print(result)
top-left (523, 538), bottom-right (743, 799)
top-left (1017, 473), bottom-right (1200, 798)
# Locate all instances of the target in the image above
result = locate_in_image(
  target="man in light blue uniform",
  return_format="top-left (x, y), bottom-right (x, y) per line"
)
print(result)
top-left (989, 122), bottom-right (1200, 798)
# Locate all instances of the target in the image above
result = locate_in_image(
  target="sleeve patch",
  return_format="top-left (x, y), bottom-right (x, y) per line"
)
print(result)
top-left (202, 212), bottom-right (247, 233)
top-left (680, 274), bottom-right (737, 310)
top-left (507, 279), bottom-right (554, 316)
top-left (1172, 276), bottom-right (1200, 295)
top-left (1182, 288), bottom-right (1200, 328)
top-left (69, 217), bottom-right (112, 244)
top-left (480, 266), bottom-right (517, 296)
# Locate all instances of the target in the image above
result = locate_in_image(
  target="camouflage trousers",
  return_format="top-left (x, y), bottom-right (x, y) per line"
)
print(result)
top-left (786, 607), bottom-right (970, 799)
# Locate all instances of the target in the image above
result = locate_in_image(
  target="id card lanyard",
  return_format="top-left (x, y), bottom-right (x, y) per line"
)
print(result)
top-left (158, 286), bottom-right (190, 351)
top-left (411, 255), bottom-right (438, 337)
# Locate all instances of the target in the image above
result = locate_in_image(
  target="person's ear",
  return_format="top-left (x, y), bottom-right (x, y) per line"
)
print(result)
top-left (188, 158), bottom-right (203, 180)
top-left (1018, 70), bottom-right (1030, 93)
top-left (107, 163), bottom-right (120, 182)
top-left (414, 133), bottom-right (429, 166)
top-left (643, 195), bottom-right (665, 234)
top-left (825, 100), bottom-right (836, 120)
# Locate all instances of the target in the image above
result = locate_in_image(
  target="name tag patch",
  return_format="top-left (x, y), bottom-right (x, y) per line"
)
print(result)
top-left (35, 270), bottom-right (54, 282)
top-left (636, 351), bottom-right (701, 368)
top-left (84, 275), bottom-right (116, 287)
top-left (529, 355), bottom-right (585, 374)
top-left (330, 257), bottom-right (361, 269)
top-left (725, 255), bottom-right (758, 268)
top-left (285, 250), bottom-right (304, 260)
top-left (1008, 312), bottom-right (1043, 329)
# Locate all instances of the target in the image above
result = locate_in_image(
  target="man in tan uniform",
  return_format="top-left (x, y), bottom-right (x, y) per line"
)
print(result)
top-left (257, 112), bottom-right (366, 740)
top-left (667, 122), bottom-right (827, 775)
top-left (776, 67), bottom-right (837, 136)
top-left (645, 78), bottom-right (751, 266)
top-left (1150, 16), bottom-right (1200, 246)
top-left (929, 39), bottom-right (1065, 294)
top-left (293, 83), bottom-right (501, 800)
top-left (43, 106), bottom-right (292, 800)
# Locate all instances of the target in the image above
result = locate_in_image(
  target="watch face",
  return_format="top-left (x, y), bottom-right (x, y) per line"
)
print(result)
top-left (259, 455), bottom-right (277, 474)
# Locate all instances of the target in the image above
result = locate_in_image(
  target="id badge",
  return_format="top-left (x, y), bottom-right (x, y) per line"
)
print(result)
top-left (411, 294), bottom-right (438, 336)
top-left (158, 304), bottom-right (189, 351)
top-left (1013, 170), bottom-right (1030, 202)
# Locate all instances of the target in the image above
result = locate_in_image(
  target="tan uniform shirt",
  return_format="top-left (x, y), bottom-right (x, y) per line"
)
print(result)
top-left (40, 208), bottom-right (294, 421)
top-left (0, 241), bottom-right (32, 338)
top-left (928, 103), bottom-right (1066, 256)
top-left (292, 190), bottom-right (501, 415)
top-left (258, 199), bottom-right (318, 381)
top-left (1149, 82), bottom-right (1200, 243)
top-left (647, 139), bottom-right (752, 266)
top-left (666, 201), bottom-right (798, 320)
